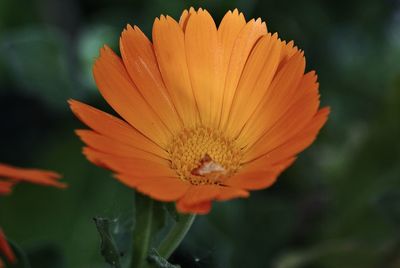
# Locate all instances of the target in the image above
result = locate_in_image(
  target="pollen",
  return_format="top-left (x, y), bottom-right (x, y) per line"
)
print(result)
top-left (167, 127), bottom-right (242, 185)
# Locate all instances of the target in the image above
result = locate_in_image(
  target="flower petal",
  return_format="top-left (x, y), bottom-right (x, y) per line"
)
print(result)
top-left (237, 51), bottom-right (308, 150)
top-left (225, 169), bottom-right (279, 190)
top-left (178, 185), bottom-right (221, 206)
top-left (178, 7), bottom-right (195, 31)
top-left (120, 25), bottom-right (182, 133)
top-left (93, 46), bottom-right (171, 147)
top-left (224, 33), bottom-right (282, 139)
top-left (0, 163), bottom-right (65, 188)
top-left (176, 200), bottom-right (212, 215)
top-left (69, 99), bottom-right (167, 158)
top-left (116, 174), bottom-right (190, 202)
top-left (216, 186), bottom-right (249, 201)
top-left (153, 15), bottom-right (199, 127)
top-left (76, 130), bottom-right (167, 164)
top-left (277, 40), bottom-right (299, 72)
top-left (225, 156), bottom-right (296, 190)
top-left (184, 8), bottom-right (221, 127)
top-left (219, 17), bottom-right (267, 128)
top-left (0, 181), bottom-right (15, 195)
top-left (216, 9), bottom-right (247, 127)
top-left (243, 81), bottom-right (322, 161)
top-left (244, 107), bottom-right (330, 165)
top-left (0, 229), bottom-right (16, 265)
top-left (82, 148), bottom-right (174, 178)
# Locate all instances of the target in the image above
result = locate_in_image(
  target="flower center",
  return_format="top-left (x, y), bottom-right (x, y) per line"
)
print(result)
top-left (167, 127), bottom-right (242, 185)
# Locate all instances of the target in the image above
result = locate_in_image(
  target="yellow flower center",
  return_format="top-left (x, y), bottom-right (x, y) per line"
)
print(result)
top-left (167, 127), bottom-right (242, 185)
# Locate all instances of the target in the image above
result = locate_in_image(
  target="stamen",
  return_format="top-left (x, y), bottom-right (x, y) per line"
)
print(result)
top-left (167, 127), bottom-right (242, 185)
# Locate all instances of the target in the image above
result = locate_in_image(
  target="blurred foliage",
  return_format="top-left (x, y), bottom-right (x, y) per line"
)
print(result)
top-left (0, 0), bottom-right (400, 267)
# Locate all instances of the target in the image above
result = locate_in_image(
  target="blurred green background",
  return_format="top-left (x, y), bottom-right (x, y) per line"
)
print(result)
top-left (1, 0), bottom-right (400, 267)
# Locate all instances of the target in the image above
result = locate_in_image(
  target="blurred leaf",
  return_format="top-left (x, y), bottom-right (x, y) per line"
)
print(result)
top-left (273, 241), bottom-right (377, 268)
top-left (0, 27), bottom-right (73, 110)
top-left (77, 25), bottom-right (118, 91)
top-left (273, 252), bottom-right (309, 268)
top-left (148, 248), bottom-right (180, 268)
top-left (376, 190), bottom-right (400, 226)
top-left (93, 217), bottom-right (121, 268)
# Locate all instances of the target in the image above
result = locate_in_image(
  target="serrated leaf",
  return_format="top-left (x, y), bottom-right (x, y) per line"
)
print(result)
top-left (93, 217), bottom-right (121, 268)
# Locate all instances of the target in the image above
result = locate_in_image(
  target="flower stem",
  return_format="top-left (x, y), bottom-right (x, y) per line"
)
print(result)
top-left (156, 213), bottom-right (196, 259)
top-left (130, 195), bottom-right (154, 268)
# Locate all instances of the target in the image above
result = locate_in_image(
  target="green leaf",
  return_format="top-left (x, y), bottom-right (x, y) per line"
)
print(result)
top-left (376, 190), bottom-right (400, 226)
top-left (93, 217), bottom-right (121, 268)
top-left (147, 248), bottom-right (180, 268)
top-left (0, 27), bottom-right (73, 110)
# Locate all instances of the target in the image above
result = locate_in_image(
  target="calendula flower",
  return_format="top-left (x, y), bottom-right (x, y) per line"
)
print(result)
top-left (0, 163), bottom-right (65, 266)
top-left (70, 8), bottom-right (329, 214)
top-left (0, 228), bottom-right (15, 267)
top-left (0, 163), bottom-right (66, 193)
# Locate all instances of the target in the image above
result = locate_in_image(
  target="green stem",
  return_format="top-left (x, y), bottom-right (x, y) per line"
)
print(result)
top-left (156, 214), bottom-right (196, 259)
top-left (131, 195), bottom-right (154, 268)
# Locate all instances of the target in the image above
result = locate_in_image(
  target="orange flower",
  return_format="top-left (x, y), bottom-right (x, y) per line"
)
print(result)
top-left (0, 163), bottom-right (66, 194)
top-left (0, 163), bottom-right (64, 266)
top-left (70, 8), bottom-right (329, 214)
top-left (0, 228), bottom-right (15, 267)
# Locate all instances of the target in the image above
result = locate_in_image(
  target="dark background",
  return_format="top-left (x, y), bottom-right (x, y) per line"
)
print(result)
top-left (1, 0), bottom-right (400, 267)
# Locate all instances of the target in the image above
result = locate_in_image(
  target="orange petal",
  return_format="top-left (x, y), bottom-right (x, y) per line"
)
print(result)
top-left (76, 130), bottom-right (167, 164)
top-left (0, 163), bottom-right (65, 189)
top-left (0, 181), bottom-right (15, 195)
top-left (225, 169), bottom-right (279, 190)
top-left (238, 70), bottom-right (318, 148)
top-left (116, 174), bottom-right (190, 202)
top-left (136, 178), bottom-right (190, 202)
top-left (216, 9), bottom-right (247, 127)
top-left (152, 15), bottom-right (199, 127)
top-left (216, 186), bottom-right (249, 201)
top-left (0, 229), bottom-right (15, 265)
top-left (237, 51), bottom-right (307, 149)
top-left (177, 185), bottom-right (221, 206)
top-left (244, 86), bottom-right (322, 161)
top-left (218, 9), bottom-right (246, 57)
top-left (244, 108), bottom-right (330, 165)
top-left (242, 156), bottom-right (297, 174)
top-left (219, 17), bottom-right (267, 129)
top-left (120, 25), bottom-right (182, 133)
top-left (93, 46), bottom-right (171, 147)
top-left (176, 200), bottom-right (212, 215)
top-left (225, 33), bottom-right (282, 139)
top-left (69, 99), bottom-right (167, 158)
top-left (82, 148), bottom-right (174, 178)
top-left (178, 7), bottom-right (195, 31)
top-left (277, 40), bottom-right (299, 73)
top-left (184, 8), bottom-right (221, 127)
